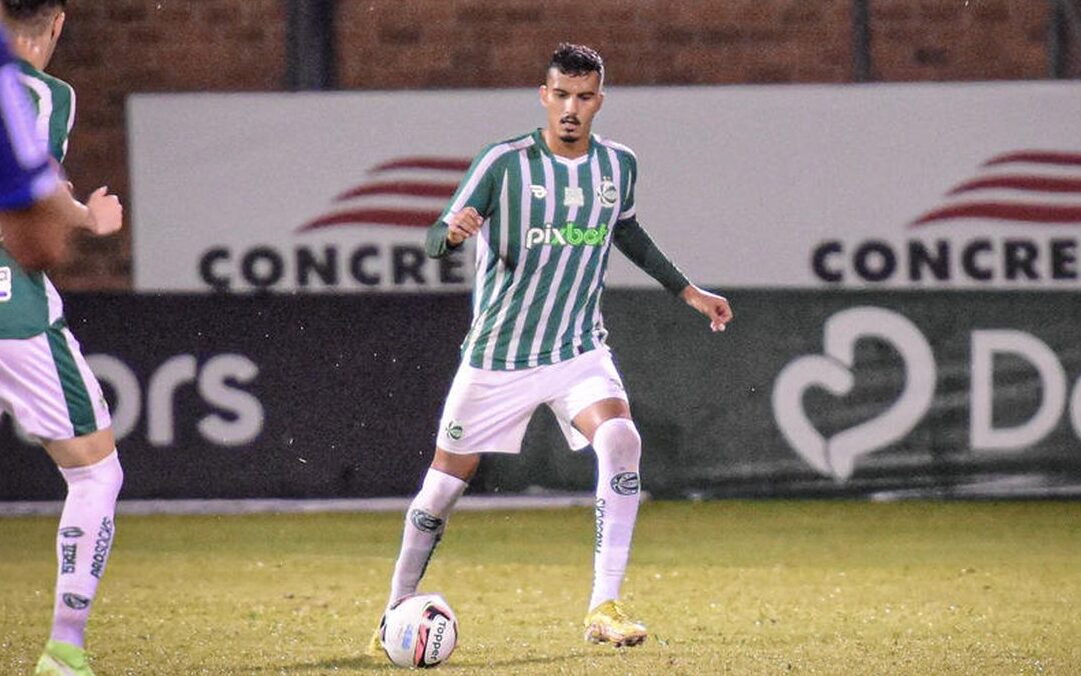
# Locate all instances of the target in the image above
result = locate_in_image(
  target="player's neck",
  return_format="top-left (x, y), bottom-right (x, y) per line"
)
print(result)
top-left (542, 128), bottom-right (591, 159)
top-left (8, 36), bottom-right (51, 71)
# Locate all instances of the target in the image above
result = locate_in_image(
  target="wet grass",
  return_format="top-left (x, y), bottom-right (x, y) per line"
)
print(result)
top-left (2, 500), bottom-right (1080, 674)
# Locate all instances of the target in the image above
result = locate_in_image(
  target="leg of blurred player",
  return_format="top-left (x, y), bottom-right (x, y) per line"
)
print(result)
top-left (40, 430), bottom-right (122, 658)
top-left (0, 3), bottom-right (126, 673)
top-left (0, 325), bottom-right (124, 676)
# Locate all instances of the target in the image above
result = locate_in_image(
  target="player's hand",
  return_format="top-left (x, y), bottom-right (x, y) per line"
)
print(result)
top-left (680, 284), bottom-right (733, 332)
top-left (84, 186), bottom-right (123, 236)
top-left (447, 206), bottom-right (483, 246)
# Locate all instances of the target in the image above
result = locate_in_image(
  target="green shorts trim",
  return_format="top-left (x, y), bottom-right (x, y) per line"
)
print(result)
top-left (45, 322), bottom-right (98, 436)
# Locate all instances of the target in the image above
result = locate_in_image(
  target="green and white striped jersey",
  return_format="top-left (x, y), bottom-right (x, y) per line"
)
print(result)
top-left (15, 60), bottom-right (73, 164)
top-left (0, 61), bottom-right (73, 339)
top-left (441, 129), bottom-right (638, 371)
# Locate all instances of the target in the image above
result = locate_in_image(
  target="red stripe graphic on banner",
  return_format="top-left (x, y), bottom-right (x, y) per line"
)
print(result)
top-left (298, 209), bottom-right (441, 231)
top-left (298, 157), bottom-right (470, 233)
top-left (370, 157), bottom-right (473, 172)
top-left (335, 181), bottom-right (458, 201)
top-left (912, 202), bottom-right (1081, 226)
top-left (982, 151), bottom-right (1081, 167)
top-left (947, 175), bottom-right (1081, 195)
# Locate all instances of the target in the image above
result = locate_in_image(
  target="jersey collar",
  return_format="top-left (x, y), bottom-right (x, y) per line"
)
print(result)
top-left (533, 129), bottom-right (595, 167)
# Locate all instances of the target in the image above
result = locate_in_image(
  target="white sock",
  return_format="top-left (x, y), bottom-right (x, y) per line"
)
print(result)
top-left (388, 468), bottom-right (468, 607)
top-left (51, 450), bottom-right (123, 648)
top-left (589, 418), bottom-right (642, 611)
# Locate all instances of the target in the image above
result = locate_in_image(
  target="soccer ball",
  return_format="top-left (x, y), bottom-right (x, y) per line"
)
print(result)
top-left (380, 593), bottom-right (459, 668)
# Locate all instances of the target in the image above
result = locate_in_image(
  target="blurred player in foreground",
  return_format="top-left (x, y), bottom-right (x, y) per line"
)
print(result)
top-left (0, 1), bottom-right (123, 674)
top-left (372, 43), bottom-right (732, 651)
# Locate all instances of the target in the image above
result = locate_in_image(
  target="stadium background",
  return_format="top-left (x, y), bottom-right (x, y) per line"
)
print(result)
top-left (3, 0), bottom-right (1081, 502)
top-left (45, 0), bottom-right (1075, 290)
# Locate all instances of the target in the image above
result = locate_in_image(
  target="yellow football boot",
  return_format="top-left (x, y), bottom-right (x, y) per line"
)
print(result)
top-left (583, 600), bottom-right (648, 647)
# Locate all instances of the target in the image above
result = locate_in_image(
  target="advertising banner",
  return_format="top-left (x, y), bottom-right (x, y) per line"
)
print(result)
top-left (129, 83), bottom-right (1081, 293)
top-left (3, 292), bottom-right (1078, 501)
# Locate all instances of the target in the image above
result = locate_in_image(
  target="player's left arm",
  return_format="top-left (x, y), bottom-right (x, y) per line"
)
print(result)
top-left (612, 217), bottom-right (733, 332)
top-left (54, 170), bottom-right (122, 237)
top-left (45, 79), bottom-right (122, 238)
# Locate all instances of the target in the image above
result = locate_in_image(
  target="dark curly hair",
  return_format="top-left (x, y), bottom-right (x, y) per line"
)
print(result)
top-left (2, 0), bottom-right (65, 36)
top-left (548, 43), bottom-right (605, 85)
top-left (2, 0), bottom-right (65, 20)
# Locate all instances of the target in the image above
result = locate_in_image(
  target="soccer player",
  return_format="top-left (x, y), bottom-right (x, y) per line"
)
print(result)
top-left (372, 43), bottom-right (733, 650)
top-left (0, 2), bottom-right (124, 674)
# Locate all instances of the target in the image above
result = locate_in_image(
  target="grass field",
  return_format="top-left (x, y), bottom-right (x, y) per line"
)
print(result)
top-left (2, 500), bottom-right (1080, 674)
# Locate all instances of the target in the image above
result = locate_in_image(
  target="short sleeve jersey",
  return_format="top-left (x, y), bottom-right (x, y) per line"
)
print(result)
top-left (0, 34), bottom-right (56, 209)
top-left (441, 129), bottom-right (638, 370)
top-left (0, 47), bottom-right (70, 339)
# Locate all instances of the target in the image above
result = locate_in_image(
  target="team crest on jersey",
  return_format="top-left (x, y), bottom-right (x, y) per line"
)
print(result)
top-left (597, 179), bottom-right (618, 207)
top-left (0, 267), bottom-right (10, 302)
top-left (530, 184), bottom-right (548, 199)
top-left (563, 186), bottom-right (585, 208)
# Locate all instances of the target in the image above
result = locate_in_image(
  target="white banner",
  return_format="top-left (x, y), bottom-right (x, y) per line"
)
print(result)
top-left (129, 82), bottom-right (1081, 292)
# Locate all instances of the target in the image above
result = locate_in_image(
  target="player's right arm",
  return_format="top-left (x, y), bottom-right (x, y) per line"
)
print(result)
top-left (445, 207), bottom-right (483, 245)
top-left (425, 145), bottom-right (501, 258)
top-left (2, 185), bottom-right (76, 270)
top-left (425, 206), bottom-right (484, 257)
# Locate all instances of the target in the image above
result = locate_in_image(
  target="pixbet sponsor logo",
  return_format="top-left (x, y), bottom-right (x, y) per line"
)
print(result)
top-left (772, 306), bottom-right (1081, 481)
top-left (525, 223), bottom-right (609, 250)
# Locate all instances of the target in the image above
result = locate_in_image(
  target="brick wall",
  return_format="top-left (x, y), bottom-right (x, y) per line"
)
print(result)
top-left (49, 0), bottom-right (286, 289)
top-left (48, 0), bottom-right (1055, 290)
top-left (870, 0), bottom-right (1049, 80)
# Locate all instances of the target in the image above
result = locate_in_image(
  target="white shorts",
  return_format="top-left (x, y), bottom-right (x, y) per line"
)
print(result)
top-left (0, 323), bottom-right (111, 443)
top-left (436, 347), bottom-right (628, 454)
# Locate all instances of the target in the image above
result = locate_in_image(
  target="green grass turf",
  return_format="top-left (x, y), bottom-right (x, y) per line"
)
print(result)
top-left (2, 500), bottom-right (1080, 674)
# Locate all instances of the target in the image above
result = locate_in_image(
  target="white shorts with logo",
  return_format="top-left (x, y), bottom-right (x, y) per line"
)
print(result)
top-left (436, 346), bottom-right (628, 454)
top-left (0, 323), bottom-right (111, 443)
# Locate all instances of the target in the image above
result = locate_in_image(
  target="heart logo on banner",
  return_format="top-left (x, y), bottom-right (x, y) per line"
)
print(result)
top-left (771, 307), bottom-right (937, 481)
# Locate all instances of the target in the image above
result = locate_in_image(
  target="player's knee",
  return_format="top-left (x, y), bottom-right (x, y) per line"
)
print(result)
top-left (63, 450), bottom-right (123, 503)
top-left (593, 418), bottom-right (641, 467)
top-left (432, 448), bottom-right (480, 482)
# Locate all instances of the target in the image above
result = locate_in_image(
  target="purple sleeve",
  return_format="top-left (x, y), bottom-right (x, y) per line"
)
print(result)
top-left (0, 30), bottom-right (59, 211)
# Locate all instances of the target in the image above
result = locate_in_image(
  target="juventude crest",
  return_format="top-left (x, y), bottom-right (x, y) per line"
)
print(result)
top-left (597, 178), bottom-right (618, 207)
